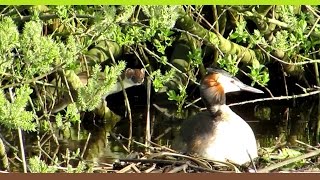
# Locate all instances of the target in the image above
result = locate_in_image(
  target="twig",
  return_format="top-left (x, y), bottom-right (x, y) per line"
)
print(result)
top-left (37, 136), bottom-right (61, 167)
top-left (131, 164), bottom-right (141, 173)
top-left (247, 150), bottom-right (257, 173)
top-left (145, 77), bottom-right (152, 150)
top-left (132, 47), bottom-right (152, 77)
top-left (154, 127), bottom-right (173, 141)
top-left (110, 132), bottom-right (130, 153)
top-left (119, 158), bottom-right (187, 166)
top-left (192, 88), bottom-right (320, 111)
top-left (148, 152), bottom-right (211, 169)
top-left (306, 5), bottom-right (320, 18)
top-left (80, 132), bottom-right (91, 159)
top-left (10, 13), bottom-right (95, 23)
top-left (1, 63), bottom-right (65, 89)
top-left (143, 163), bottom-right (156, 173)
top-left (152, 104), bottom-right (175, 118)
top-left (199, 90), bottom-right (320, 110)
top-left (280, 64), bottom-right (289, 96)
top-left (167, 164), bottom-right (188, 173)
top-left (184, 98), bottom-right (201, 108)
top-left (257, 148), bottom-right (320, 173)
top-left (117, 163), bottom-right (134, 173)
top-left (108, 48), bottom-right (133, 151)
top-left (116, 133), bottom-right (176, 153)
top-left (295, 140), bottom-right (318, 150)
top-left (257, 43), bottom-right (320, 66)
top-left (0, 133), bottom-right (19, 152)
top-left (186, 161), bottom-right (230, 173)
top-left (148, 141), bottom-right (177, 153)
top-left (18, 129), bottom-right (27, 172)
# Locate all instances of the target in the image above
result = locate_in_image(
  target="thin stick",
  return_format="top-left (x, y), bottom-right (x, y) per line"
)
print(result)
top-left (190, 89), bottom-right (320, 111)
top-left (143, 163), bottom-right (156, 173)
top-left (198, 90), bottom-right (320, 111)
top-left (184, 97), bottom-right (201, 108)
top-left (8, 88), bottom-right (27, 173)
top-left (295, 140), bottom-right (318, 150)
top-left (110, 132), bottom-right (130, 153)
top-left (108, 48), bottom-right (133, 151)
top-left (311, 49), bottom-right (320, 144)
top-left (145, 77), bottom-right (152, 150)
top-left (117, 164), bottom-right (134, 173)
top-left (167, 164), bottom-right (189, 173)
top-left (80, 132), bottom-right (91, 158)
top-left (1, 63), bottom-right (65, 89)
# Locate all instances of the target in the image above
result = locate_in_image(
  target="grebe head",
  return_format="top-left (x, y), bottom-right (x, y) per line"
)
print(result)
top-left (200, 68), bottom-right (263, 114)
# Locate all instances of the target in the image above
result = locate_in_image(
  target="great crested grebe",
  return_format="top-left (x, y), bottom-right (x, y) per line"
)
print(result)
top-left (177, 68), bottom-right (263, 165)
top-left (51, 68), bottom-right (145, 113)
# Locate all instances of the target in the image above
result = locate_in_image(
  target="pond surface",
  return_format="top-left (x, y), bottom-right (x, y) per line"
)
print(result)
top-left (1, 85), bottom-right (320, 170)
top-left (82, 88), bottom-right (320, 165)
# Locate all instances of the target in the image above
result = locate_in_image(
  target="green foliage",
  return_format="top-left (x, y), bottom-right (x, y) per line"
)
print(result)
top-left (141, 5), bottom-right (180, 29)
top-left (0, 16), bottom-right (80, 81)
top-left (167, 84), bottom-right (187, 114)
top-left (20, 20), bottom-right (57, 78)
top-left (19, 20), bottom-right (80, 78)
top-left (228, 13), bottom-right (271, 85)
top-left (55, 103), bottom-right (79, 131)
top-left (28, 156), bottom-right (58, 173)
top-left (229, 19), bottom-right (250, 43)
top-left (0, 86), bottom-right (36, 131)
top-left (187, 48), bottom-right (202, 68)
top-left (248, 60), bottom-right (269, 86)
top-left (54, 5), bottom-right (71, 19)
top-left (217, 54), bottom-right (239, 76)
top-left (0, 17), bottom-right (19, 74)
top-left (1, 5), bottom-right (320, 172)
top-left (74, 161), bottom-right (87, 173)
top-left (251, 29), bottom-right (267, 46)
top-left (106, 6), bottom-right (176, 55)
top-left (77, 61), bottom-right (126, 111)
top-left (28, 149), bottom-right (88, 173)
top-left (62, 36), bottom-right (81, 71)
top-left (55, 113), bottom-right (65, 130)
top-left (153, 28), bottom-right (174, 55)
top-left (261, 147), bottom-right (306, 170)
top-left (62, 148), bottom-right (89, 173)
top-left (115, 5), bottom-right (136, 23)
top-left (65, 103), bottom-right (81, 124)
top-left (151, 69), bottom-right (176, 92)
top-left (270, 6), bottom-right (311, 58)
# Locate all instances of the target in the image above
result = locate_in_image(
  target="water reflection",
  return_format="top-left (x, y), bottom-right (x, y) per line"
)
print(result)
top-left (1, 90), bottom-right (319, 169)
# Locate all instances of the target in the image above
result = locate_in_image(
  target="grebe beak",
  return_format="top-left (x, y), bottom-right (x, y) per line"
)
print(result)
top-left (234, 80), bottom-right (264, 94)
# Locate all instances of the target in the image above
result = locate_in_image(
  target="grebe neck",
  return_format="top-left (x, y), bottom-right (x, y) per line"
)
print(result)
top-left (200, 83), bottom-right (226, 115)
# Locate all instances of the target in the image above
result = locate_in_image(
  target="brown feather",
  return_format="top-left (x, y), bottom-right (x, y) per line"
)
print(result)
top-left (200, 73), bottom-right (225, 114)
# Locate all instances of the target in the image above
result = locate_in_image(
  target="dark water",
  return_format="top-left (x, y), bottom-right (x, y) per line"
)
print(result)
top-left (1, 86), bottom-right (320, 169)
top-left (99, 88), bottom-right (320, 164)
